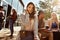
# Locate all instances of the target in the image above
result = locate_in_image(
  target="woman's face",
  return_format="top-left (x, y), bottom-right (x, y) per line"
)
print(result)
top-left (0, 8), bottom-right (3, 11)
top-left (51, 13), bottom-right (57, 19)
top-left (39, 13), bottom-right (44, 19)
top-left (27, 4), bottom-right (34, 14)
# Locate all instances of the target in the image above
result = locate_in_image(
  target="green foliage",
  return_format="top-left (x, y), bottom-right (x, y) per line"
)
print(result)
top-left (44, 11), bottom-right (51, 20)
top-left (37, 0), bottom-right (52, 20)
top-left (59, 16), bottom-right (60, 20)
top-left (39, 1), bottom-right (48, 9)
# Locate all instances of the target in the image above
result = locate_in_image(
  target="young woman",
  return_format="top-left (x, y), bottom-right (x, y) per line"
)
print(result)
top-left (0, 6), bottom-right (4, 30)
top-left (48, 12), bottom-right (59, 31)
top-left (38, 10), bottom-right (53, 40)
top-left (38, 10), bottom-right (45, 29)
top-left (9, 9), bottom-right (17, 38)
top-left (47, 12), bottom-right (59, 40)
top-left (20, 2), bottom-right (39, 40)
top-left (38, 10), bottom-right (46, 40)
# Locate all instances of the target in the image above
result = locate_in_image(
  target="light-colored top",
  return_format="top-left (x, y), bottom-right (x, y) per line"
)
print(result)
top-left (20, 12), bottom-right (40, 40)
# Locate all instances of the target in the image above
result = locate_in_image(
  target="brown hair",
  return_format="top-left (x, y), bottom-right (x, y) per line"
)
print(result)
top-left (38, 10), bottom-right (44, 17)
top-left (0, 6), bottom-right (3, 10)
top-left (26, 2), bottom-right (35, 19)
top-left (11, 9), bottom-right (17, 21)
top-left (12, 9), bottom-right (16, 13)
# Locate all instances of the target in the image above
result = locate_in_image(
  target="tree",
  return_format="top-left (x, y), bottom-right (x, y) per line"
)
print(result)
top-left (37, 0), bottom-right (53, 20)
top-left (37, 0), bottom-right (57, 19)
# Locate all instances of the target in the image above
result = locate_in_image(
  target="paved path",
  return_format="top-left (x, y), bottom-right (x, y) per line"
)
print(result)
top-left (0, 26), bottom-right (21, 40)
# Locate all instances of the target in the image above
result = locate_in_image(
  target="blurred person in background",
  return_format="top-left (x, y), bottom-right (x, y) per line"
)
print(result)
top-left (46, 12), bottom-right (59, 40)
top-left (38, 10), bottom-right (53, 40)
top-left (38, 10), bottom-right (46, 40)
top-left (38, 10), bottom-right (45, 29)
top-left (0, 6), bottom-right (4, 30)
top-left (9, 9), bottom-right (17, 38)
top-left (48, 12), bottom-right (59, 31)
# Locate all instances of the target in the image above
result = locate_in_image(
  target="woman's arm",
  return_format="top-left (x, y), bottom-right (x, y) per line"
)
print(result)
top-left (34, 15), bottom-right (40, 40)
top-left (57, 21), bottom-right (59, 30)
top-left (47, 19), bottom-right (52, 30)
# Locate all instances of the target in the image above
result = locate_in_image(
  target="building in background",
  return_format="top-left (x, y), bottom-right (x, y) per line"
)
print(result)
top-left (0, 0), bottom-right (24, 26)
top-left (0, 0), bottom-right (24, 15)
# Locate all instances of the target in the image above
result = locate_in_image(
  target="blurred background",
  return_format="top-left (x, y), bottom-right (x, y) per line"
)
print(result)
top-left (0, 0), bottom-right (60, 26)
top-left (0, 0), bottom-right (60, 40)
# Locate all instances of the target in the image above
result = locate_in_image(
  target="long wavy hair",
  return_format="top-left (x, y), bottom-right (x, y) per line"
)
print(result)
top-left (51, 12), bottom-right (58, 25)
top-left (26, 2), bottom-right (35, 19)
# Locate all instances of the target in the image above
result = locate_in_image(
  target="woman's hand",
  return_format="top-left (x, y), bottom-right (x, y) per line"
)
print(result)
top-left (34, 36), bottom-right (38, 40)
top-left (34, 35), bottom-right (40, 40)
top-left (57, 28), bottom-right (59, 31)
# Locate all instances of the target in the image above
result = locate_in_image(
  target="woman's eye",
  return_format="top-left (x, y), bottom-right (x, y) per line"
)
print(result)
top-left (29, 7), bottom-right (30, 8)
